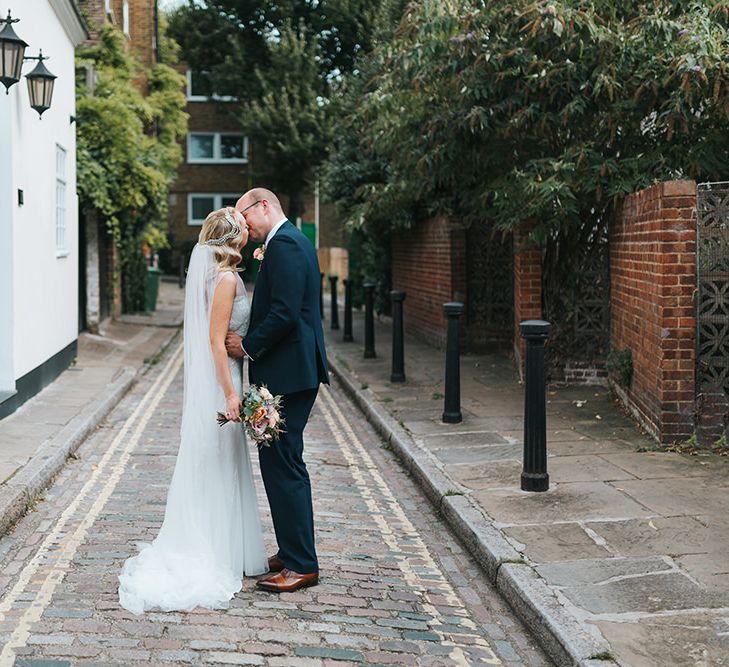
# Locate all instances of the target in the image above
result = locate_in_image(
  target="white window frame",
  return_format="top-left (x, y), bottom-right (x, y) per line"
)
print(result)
top-left (187, 193), bottom-right (240, 226)
top-left (55, 144), bottom-right (68, 257)
top-left (187, 132), bottom-right (248, 164)
top-left (122, 0), bottom-right (130, 36)
top-left (185, 70), bottom-right (235, 102)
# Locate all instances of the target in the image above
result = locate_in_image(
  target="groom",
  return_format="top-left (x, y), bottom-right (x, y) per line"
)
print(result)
top-left (225, 188), bottom-right (329, 593)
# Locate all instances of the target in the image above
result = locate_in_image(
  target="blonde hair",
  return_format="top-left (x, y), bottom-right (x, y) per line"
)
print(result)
top-left (198, 207), bottom-right (246, 272)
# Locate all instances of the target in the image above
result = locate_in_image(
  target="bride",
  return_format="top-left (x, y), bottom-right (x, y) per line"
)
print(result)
top-left (118, 207), bottom-right (268, 615)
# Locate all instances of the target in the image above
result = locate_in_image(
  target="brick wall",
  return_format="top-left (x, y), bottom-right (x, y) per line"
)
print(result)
top-left (167, 63), bottom-right (250, 260)
top-left (391, 217), bottom-right (467, 347)
top-left (80, 1), bottom-right (156, 69)
top-left (610, 180), bottom-right (697, 444)
top-left (127, 0), bottom-right (156, 70)
top-left (513, 226), bottom-right (542, 376)
top-left (78, 0), bottom-right (106, 42)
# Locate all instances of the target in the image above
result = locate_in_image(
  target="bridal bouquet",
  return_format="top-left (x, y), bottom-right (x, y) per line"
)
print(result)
top-left (216, 385), bottom-right (285, 447)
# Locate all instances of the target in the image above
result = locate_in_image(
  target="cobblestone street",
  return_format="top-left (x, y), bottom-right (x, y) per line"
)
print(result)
top-left (0, 341), bottom-right (550, 667)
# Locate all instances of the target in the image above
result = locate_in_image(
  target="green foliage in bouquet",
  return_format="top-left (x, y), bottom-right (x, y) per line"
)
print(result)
top-left (217, 385), bottom-right (285, 447)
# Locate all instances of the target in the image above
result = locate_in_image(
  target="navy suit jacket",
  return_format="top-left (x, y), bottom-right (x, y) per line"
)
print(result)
top-left (243, 221), bottom-right (329, 396)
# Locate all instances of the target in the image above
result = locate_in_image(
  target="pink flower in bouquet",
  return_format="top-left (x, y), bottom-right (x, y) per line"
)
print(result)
top-left (217, 383), bottom-right (285, 447)
top-left (253, 245), bottom-right (266, 262)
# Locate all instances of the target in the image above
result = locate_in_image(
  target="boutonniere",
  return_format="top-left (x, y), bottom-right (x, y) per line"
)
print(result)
top-left (253, 244), bottom-right (266, 262)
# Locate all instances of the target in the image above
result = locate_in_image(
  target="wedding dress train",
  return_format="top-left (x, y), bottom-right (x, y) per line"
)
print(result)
top-left (118, 245), bottom-right (267, 614)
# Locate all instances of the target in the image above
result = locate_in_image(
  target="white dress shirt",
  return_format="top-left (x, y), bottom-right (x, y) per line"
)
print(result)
top-left (266, 217), bottom-right (288, 246)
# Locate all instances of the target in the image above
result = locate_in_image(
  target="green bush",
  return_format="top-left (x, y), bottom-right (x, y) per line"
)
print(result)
top-left (606, 348), bottom-right (633, 388)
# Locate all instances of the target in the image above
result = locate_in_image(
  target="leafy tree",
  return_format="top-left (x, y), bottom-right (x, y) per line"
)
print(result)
top-left (76, 25), bottom-right (187, 312)
top-left (167, 0), bottom-right (385, 218)
top-left (325, 0), bottom-right (729, 300)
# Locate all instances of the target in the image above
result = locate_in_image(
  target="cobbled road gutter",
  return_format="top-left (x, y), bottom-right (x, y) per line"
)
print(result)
top-left (329, 358), bottom-right (619, 667)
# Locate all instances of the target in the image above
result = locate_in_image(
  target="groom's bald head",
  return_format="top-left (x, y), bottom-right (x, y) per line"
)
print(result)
top-left (236, 187), bottom-right (286, 243)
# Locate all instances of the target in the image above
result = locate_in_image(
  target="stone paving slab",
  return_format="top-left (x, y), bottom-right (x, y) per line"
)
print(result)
top-left (324, 309), bottom-right (729, 666)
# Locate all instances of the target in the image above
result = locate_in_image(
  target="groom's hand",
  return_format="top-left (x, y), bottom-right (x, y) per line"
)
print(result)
top-left (225, 332), bottom-right (245, 359)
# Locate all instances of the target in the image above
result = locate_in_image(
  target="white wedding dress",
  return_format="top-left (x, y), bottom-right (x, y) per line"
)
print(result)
top-left (118, 245), bottom-right (267, 615)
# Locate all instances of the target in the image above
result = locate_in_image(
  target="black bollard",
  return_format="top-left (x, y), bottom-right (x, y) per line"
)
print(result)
top-left (320, 272), bottom-right (325, 319)
top-left (442, 302), bottom-right (464, 423)
top-left (390, 291), bottom-right (406, 382)
top-left (329, 275), bottom-right (340, 330)
top-left (363, 281), bottom-right (376, 359)
top-left (343, 279), bottom-right (353, 342)
top-left (519, 320), bottom-right (551, 492)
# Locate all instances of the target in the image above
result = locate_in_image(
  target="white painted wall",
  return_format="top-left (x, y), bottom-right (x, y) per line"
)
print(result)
top-left (0, 0), bottom-right (85, 382)
top-left (0, 87), bottom-right (15, 394)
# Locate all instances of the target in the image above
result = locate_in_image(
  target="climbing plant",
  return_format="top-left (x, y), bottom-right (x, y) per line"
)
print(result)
top-left (76, 25), bottom-right (187, 312)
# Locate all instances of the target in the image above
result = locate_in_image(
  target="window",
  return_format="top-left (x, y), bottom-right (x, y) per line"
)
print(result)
top-left (56, 145), bottom-right (67, 254)
top-left (122, 0), bottom-right (129, 36)
top-left (188, 194), bottom-right (239, 226)
top-left (187, 133), bottom-right (248, 164)
top-left (186, 70), bottom-right (234, 102)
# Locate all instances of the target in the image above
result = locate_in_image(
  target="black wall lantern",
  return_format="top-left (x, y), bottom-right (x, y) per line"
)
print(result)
top-left (0, 10), bottom-right (27, 92)
top-left (0, 10), bottom-right (56, 117)
top-left (26, 52), bottom-right (56, 117)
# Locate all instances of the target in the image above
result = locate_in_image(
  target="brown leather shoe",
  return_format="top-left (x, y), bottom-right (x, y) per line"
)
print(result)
top-left (268, 554), bottom-right (285, 573)
top-left (256, 568), bottom-right (319, 593)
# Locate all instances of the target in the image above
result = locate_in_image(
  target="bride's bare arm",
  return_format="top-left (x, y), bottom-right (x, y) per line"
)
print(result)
top-left (210, 273), bottom-right (241, 421)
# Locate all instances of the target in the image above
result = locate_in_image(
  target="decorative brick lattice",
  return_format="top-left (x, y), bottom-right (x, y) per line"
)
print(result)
top-left (695, 182), bottom-right (729, 443)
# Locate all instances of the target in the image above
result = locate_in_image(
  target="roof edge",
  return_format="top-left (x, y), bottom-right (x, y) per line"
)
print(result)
top-left (49, 0), bottom-right (90, 47)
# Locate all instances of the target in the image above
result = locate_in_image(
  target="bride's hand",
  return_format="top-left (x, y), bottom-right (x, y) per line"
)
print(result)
top-left (225, 393), bottom-right (241, 422)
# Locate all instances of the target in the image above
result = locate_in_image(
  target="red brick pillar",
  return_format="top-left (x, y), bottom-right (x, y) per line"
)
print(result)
top-left (610, 179), bottom-right (697, 444)
top-left (656, 180), bottom-right (697, 443)
top-left (513, 225), bottom-right (542, 377)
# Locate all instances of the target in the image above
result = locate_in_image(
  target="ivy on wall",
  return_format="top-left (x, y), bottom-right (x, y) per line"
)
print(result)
top-left (76, 24), bottom-right (187, 313)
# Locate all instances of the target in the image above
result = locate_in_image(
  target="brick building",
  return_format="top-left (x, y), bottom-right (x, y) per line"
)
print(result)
top-left (165, 71), bottom-right (347, 283)
top-left (80, 0), bottom-right (347, 301)
top-left (81, 0), bottom-right (157, 68)
top-left (164, 70), bottom-right (253, 275)
top-left (161, 24), bottom-right (346, 282)
top-left (77, 0), bottom-right (159, 330)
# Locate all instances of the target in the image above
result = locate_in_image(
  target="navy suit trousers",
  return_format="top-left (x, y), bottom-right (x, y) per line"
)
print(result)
top-left (258, 388), bottom-right (319, 574)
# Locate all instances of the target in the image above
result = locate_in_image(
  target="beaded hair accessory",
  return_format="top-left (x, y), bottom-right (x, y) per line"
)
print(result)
top-left (205, 208), bottom-right (241, 246)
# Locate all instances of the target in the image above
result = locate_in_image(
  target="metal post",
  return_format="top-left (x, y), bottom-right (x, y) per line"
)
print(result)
top-left (442, 302), bottom-right (464, 423)
top-left (519, 320), bottom-right (551, 492)
top-left (390, 290), bottom-right (406, 382)
top-left (363, 281), bottom-right (376, 359)
top-left (329, 275), bottom-right (340, 330)
top-left (343, 278), bottom-right (353, 342)
top-left (320, 272), bottom-right (325, 319)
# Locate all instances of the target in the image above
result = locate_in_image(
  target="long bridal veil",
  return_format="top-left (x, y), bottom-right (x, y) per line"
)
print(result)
top-left (118, 244), bottom-right (267, 615)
